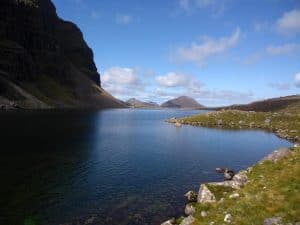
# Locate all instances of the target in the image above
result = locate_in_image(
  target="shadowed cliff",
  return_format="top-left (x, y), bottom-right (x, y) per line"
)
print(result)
top-left (0, 0), bottom-right (126, 109)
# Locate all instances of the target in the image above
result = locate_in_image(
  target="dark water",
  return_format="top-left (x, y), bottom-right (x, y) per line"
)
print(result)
top-left (0, 109), bottom-right (291, 225)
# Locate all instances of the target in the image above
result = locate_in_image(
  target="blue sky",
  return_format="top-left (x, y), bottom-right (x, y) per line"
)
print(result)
top-left (52, 0), bottom-right (300, 106)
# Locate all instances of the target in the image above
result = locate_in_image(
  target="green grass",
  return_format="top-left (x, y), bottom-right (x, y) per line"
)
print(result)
top-left (171, 103), bottom-right (300, 225)
top-left (190, 147), bottom-right (300, 225)
top-left (179, 102), bottom-right (300, 143)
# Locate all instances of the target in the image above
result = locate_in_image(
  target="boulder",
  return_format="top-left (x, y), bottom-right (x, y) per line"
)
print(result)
top-left (184, 204), bottom-right (195, 215)
top-left (161, 218), bottom-right (175, 225)
top-left (180, 216), bottom-right (195, 225)
top-left (197, 184), bottom-right (216, 203)
top-left (184, 191), bottom-right (197, 202)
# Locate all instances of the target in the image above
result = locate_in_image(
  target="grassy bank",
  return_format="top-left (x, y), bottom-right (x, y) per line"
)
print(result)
top-left (178, 102), bottom-right (300, 143)
top-left (168, 102), bottom-right (300, 225)
top-left (187, 146), bottom-right (300, 225)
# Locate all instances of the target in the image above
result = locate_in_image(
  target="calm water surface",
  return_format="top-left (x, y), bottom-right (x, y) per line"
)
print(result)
top-left (0, 109), bottom-right (291, 225)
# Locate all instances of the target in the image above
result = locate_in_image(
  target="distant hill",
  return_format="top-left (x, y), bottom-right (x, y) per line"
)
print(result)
top-left (161, 96), bottom-right (204, 109)
top-left (126, 98), bottom-right (159, 108)
top-left (215, 95), bottom-right (300, 112)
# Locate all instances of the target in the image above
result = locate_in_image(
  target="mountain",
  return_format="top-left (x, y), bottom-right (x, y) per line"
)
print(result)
top-left (161, 96), bottom-right (204, 109)
top-left (0, 0), bottom-right (126, 109)
top-left (126, 98), bottom-right (159, 108)
top-left (214, 95), bottom-right (300, 112)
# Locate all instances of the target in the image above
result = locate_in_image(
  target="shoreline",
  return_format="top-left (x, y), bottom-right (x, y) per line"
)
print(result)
top-left (163, 108), bottom-right (299, 225)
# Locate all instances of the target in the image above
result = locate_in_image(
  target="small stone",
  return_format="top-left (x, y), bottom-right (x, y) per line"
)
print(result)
top-left (185, 204), bottom-right (195, 215)
top-left (229, 193), bottom-right (240, 199)
top-left (175, 122), bottom-right (182, 127)
top-left (161, 218), bottom-right (175, 225)
top-left (201, 211), bottom-right (208, 217)
top-left (180, 215), bottom-right (195, 225)
top-left (219, 197), bottom-right (225, 203)
top-left (263, 217), bottom-right (282, 225)
top-left (209, 222), bottom-right (215, 225)
top-left (224, 214), bottom-right (232, 223)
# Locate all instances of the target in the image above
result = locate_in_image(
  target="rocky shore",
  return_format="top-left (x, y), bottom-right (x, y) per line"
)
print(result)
top-left (163, 106), bottom-right (300, 225)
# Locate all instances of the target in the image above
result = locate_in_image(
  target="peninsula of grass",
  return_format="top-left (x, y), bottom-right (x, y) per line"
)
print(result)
top-left (176, 102), bottom-right (300, 143)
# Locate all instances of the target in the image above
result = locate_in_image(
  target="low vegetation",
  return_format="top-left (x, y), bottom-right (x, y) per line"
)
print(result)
top-left (178, 102), bottom-right (300, 143)
top-left (167, 102), bottom-right (300, 225)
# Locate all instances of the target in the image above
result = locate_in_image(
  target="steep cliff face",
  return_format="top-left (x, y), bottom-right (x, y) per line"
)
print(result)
top-left (0, 0), bottom-right (126, 108)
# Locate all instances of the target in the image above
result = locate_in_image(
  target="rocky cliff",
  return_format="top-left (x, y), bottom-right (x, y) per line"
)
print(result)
top-left (0, 0), bottom-right (126, 109)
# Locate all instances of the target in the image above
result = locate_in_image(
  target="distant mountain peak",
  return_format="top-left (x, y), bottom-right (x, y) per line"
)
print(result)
top-left (161, 96), bottom-right (204, 109)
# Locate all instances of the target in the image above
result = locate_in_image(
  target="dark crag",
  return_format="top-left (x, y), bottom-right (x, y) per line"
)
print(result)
top-left (0, 0), bottom-right (125, 109)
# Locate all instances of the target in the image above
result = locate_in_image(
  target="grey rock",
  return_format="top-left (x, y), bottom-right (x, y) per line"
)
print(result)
top-left (180, 216), bottom-right (195, 225)
top-left (263, 217), bottom-right (282, 225)
top-left (161, 218), bottom-right (175, 225)
top-left (197, 184), bottom-right (216, 203)
top-left (229, 193), bottom-right (239, 199)
top-left (259, 148), bottom-right (291, 164)
top-left (184, 191), bottom-right (197, 202)
top-left (201, 211), bottom-right (208, 217)
top-left (185, 204), bottom-right (195, 215)
top-left (224, 214), bottom-right (232, 223)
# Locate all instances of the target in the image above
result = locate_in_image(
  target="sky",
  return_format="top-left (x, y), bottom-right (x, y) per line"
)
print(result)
top-left (52, 0), bottom-right (300, 106)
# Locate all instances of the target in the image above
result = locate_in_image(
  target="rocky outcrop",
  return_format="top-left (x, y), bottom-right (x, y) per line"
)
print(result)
top-left (179, 215), bottom-right (195, 225)
top-left (184, 204), bottom-right (195, 215)
top-left (197, 184), bottom-right (216, 203)
top-left (0, 0), bottom-right (126, 109)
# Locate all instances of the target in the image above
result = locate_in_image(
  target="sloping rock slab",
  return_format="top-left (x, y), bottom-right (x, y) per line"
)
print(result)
top-left (259, 148), bottom-right (291, 164)
top-left (197, 184), bottom-right (216, 203)
top-left (180, 216), bottom-right (195, 225)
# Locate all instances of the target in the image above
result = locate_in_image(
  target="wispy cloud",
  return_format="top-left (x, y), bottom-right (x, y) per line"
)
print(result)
top-left (266, 43), bottom-right (300, 56)
top-left (268, 82), bottom-right (291, 90)
top-left (179, 0), bottom-right (225, 17)
top-left (276, 9), bottom-right (300, 35)
top-left (115, 14), bottom-right (133, 25)
top-left (173, 28), bottom-right (241, 66)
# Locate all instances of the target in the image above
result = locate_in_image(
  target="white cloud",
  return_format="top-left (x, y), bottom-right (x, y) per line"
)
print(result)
top-left (115, 14), bottom-right (132, 25)
top-left (266, 43), bottom-right (300, 55)
top-left (103, 67), bottom-right (139, 85)
top-left (102, 67), bottom-right (145, 99)
top-left (155, 72), bottom-right (194, 87)
top-left (276, 9), bottom-right (300, 35)
top-left (295, 72), bottom-right (300, 87)
top-left (174, 28), bottom-right (240, 66)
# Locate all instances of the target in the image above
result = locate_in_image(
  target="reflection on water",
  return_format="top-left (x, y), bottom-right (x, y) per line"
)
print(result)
top-left (0, 109), bottom-right (291, 225)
